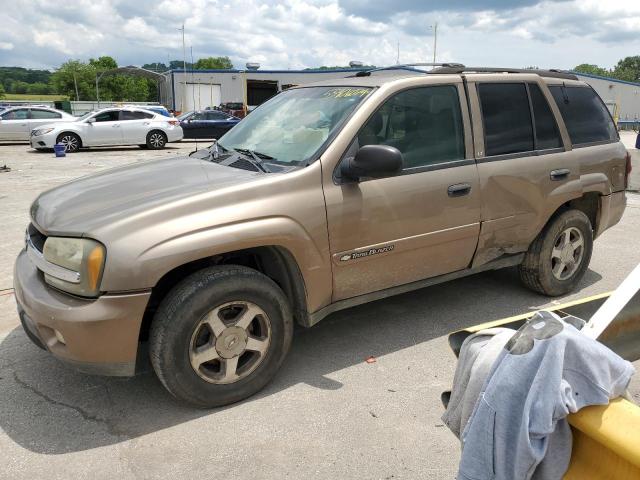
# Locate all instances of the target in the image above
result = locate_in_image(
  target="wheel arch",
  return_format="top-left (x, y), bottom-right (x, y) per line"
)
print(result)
top-left (138, 245), bottom-right (310, 344)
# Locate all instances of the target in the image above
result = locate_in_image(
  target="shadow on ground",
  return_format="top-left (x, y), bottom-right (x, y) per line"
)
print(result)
top-left (0, 266), bottom-right (602, 454)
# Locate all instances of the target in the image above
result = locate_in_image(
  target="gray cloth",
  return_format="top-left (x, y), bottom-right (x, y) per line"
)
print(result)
top-left (443, 328), bottom-right (515, 438)
top-left (456, 311), bottom-right (635, 480)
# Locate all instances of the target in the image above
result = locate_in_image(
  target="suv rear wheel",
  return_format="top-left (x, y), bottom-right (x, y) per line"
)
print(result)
top-left (149, 265), bottom-right (293, 407)
top-left (519, 209), bottom-right (593, 296)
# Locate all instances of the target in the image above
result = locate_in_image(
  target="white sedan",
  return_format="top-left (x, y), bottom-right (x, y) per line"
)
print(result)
top-left (0, 106), bottom-right (76, 141)
top-left (30, 107), bottom-right (184, 152)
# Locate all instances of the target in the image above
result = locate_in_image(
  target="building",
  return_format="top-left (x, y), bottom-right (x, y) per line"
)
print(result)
top-left (160, 66), bottom-right (640, 124)
top-left (160, 68), bottom-right (367, 112)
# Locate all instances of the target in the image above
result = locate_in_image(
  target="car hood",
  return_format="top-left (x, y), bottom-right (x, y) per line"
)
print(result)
top-left (31, 156), bottom-right (262, 236)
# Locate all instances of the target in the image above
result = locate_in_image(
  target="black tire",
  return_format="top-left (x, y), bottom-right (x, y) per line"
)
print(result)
top-left (519, 209), bottom-right (593, 296)
top-left (56, 132), bottom-right (81, 153)
top-left (146, 130), bottom-right (167, 149)
top-left (149, 265), bottom-right (294, 408)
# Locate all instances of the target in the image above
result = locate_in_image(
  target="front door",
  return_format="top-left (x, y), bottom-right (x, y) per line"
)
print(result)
top-left (86, 110), bottom-right (123, 145)
top-left (323, 84), bottom-right (482, 301)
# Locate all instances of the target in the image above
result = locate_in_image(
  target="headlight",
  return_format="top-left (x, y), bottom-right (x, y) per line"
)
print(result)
top-left (43, 237), bottom-right (106, 297)
top-left (32, 128), bottom-right (54, 136)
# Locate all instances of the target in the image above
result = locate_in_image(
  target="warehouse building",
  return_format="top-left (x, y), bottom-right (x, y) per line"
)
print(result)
top-left (160, 66), bottom-right (640, 124)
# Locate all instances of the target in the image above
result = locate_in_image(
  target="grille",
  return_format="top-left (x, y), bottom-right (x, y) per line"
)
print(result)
top-left (27, 223), bottom-right (47, 252)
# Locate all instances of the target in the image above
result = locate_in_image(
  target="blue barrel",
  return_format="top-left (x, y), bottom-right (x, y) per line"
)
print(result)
top-left (636, 132), bottom-right (640, 149)
top-left (54, 144), bottom-right (66, 157)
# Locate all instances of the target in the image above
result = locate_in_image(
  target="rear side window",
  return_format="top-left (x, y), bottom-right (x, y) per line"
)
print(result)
top-left (528, 84), bottom-right (562, 150)
top-left (30, 109), bottom-right (62, 119)
top-left (549, 86), bottom-right (617, 146)
top-left (478, 83), bottom-right (533, 156)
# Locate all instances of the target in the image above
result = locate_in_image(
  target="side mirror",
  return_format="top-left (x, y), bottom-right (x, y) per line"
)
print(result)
top-left (340, 144), bottom-right (403, 182)
top-left (86, 117), bottom-right (95, 124)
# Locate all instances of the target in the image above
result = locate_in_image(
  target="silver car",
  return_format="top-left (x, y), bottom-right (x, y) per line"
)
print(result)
top-left (0, 106), bottom-right (75, 141)
top-left (30, 107), bottom-right (184, 152)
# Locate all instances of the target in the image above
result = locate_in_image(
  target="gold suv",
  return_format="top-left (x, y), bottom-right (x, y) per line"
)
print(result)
top-left (14, 64), bottom-right (631, 407)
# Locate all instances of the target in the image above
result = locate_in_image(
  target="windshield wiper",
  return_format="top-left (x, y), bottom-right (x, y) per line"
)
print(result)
top-left (233, 148), bottom-right (275, 161)
top-left (230, 148), bottom-right (269, 172)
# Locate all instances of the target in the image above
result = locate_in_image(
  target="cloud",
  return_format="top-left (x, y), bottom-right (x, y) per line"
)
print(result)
top-left (0, 0), bottom-right (638, 71)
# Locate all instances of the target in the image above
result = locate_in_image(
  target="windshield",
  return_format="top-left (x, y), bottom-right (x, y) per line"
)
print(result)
top-left (178, 111), bottom-right (193, 120)
top-left (218, 86), bottom-right (372, 164)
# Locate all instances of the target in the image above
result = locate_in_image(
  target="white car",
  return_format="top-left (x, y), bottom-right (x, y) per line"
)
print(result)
top-left (0, 106), bottom-right (76, 141)
top-left (30, 107), bottom-right (184, 152)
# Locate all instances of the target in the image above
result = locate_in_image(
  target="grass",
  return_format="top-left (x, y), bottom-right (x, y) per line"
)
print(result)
top-left (3, 93), bottom-right (69, 101)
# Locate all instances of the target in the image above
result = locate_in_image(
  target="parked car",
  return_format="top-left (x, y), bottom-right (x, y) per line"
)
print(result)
top-left (0, 106), bottom-right (75, 141)
top-left (178, 109), bottom-right (240, 139)
top-left (218, 102), bottom-right (246, 118)
top-left (123, 104), bottom-right (172, 117)
top-left (30, 107), bottom-right (183, 152)
top-left (14, 65), bottom-right (630, 407)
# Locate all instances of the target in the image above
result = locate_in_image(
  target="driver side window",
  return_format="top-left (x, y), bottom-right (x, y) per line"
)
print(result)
top-left (358, 86), bottom-right (465, 170)
top-left (94, 111), bottom-right (120, 122)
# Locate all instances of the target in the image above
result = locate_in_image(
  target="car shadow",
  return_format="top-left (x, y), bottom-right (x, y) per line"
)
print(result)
top-left (0, 266), bottom-right (602, 454)
top-left (22, 145), bottom-right (185, 154)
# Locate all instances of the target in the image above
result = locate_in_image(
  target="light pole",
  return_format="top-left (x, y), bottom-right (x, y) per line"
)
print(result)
top-left (431, 22), bottom-right (438, 63)
top-left (178, 24), bottom-right (187, 112)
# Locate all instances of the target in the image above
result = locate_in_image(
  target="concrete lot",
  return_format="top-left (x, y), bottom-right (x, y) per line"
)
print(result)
top-left (0, 139), bottom-right (639, 480)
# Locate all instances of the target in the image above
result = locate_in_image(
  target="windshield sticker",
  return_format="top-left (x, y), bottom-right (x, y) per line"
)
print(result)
top-left (322, 88), bottom-right (370, 99)
top-left (339, 245), bottom-right (395, 262)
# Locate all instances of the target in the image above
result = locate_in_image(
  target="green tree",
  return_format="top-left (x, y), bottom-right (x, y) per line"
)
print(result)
top-left (194, 56), bottom-right (233, 69)
top-left (26, 82), bottom-right (52, 95)
top-left (573, 64), bottom-right (610, 77)
top-left (142, 62), bottom-right (168, 72)
top-left (0, 83), bottom-right (5, 99)
top-left (51, 60), bottom-right (96, 100)
top-left (612, 56), bottom-right (640, 83)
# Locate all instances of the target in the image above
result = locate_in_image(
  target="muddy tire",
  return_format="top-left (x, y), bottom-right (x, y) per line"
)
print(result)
top-left (519, 209), bottom-right (593, 296)
top-left (149, 265), bottom-right (293, 408)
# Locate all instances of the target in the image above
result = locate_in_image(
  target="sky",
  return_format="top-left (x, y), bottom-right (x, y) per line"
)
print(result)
top-left (0, 0), bottom-right (639, 71)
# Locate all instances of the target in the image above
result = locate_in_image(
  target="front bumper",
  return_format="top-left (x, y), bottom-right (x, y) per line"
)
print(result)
top-left (30, 131), bottom-right (58, 149)
top-left (13, 248), bottom-right (151, 376)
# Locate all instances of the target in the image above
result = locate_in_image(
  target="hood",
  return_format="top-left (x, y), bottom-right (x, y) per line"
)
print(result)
top-left (31, 156), bottom-right (262, 236)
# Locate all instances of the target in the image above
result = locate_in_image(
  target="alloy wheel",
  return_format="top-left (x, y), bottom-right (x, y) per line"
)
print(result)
top-left (550, 226), bottom-right (585, 281)
top-left (189, 301), bottom-right (271, 384)
top-left (59, 135), bottom-right (79, 152)
top-left (149, 132), bottom-right (166, 148)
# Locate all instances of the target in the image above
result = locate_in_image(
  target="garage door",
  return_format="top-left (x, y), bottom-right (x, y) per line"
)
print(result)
top-left (185, 83), bottom-right (222, 111)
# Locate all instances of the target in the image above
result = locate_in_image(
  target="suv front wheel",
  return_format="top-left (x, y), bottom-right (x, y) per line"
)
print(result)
top-left (519, 209), bottom-right (593, 296)
top-left (149, 265), bottom-right (294, 407)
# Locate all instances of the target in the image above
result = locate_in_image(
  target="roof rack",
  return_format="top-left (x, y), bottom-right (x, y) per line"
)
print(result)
top-left (354, 63), bottom-right (466, 77)
top-left (429, 66), bottom-right (578, 81)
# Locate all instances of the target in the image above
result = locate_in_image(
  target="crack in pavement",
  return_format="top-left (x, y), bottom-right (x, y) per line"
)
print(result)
top-left (11, 371), bottom-right (129, 440)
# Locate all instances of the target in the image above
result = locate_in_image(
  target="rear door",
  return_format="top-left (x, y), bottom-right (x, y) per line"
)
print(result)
top-left (87, 110), bottom-right (123, 145)
top-left (467, 77), bottom-right (578, 266)
top-left (323, 83), bottom-right (481, 301)
top-left (119, 110), bottom-right (154, 144)
top-left (0, 108), bottom-right (30, 140)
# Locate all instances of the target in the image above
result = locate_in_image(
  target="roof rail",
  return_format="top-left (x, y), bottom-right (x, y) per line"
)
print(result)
top-left (354, 63), bottom-right (466, 77)
top-left (429, 66), bottom-right (578, 81)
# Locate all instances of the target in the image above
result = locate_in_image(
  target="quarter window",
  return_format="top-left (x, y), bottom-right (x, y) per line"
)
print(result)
top-left (30, 109), bottom-right (62, 119)
top-left (478, 83), bottom-right (534, 156)
top-left (548, 86), bottom-right (617, 146)
top-left (358, 85), bottom-right (465, 169)
top-left (528, 84), bottom-right (562, 150)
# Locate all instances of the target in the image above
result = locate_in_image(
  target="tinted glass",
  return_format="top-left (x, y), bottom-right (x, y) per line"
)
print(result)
top-left (528, 84), bottom-right (562, 150)
top-left (2, 109), bottom-right (29, 120)
top-left (30, 109), bottom-right (62, 119)
top-left (94, 111), bottom-right (120, 122)
top-left (549, 86), bottom-right (617, 145)
top-left (478, 83), bottom-right (534, 156)
top-left (358, 85), bottom-right (465, 169)
top-left (191, 112), bottom-right (206, 120)
top-left (120, 110), bottom-right (153, 120)
top-left (205, 111), bottom-right (228, 120)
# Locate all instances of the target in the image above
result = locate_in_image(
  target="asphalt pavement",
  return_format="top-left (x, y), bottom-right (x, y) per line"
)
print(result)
top-left (0, 139), bottom-right (639, 480)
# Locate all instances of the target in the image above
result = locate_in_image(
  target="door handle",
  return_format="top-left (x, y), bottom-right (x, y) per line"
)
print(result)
top-left (447, 183), bottom-right (472, 197)
top-left (112, 124), bottom-right (120, 128)
top-left (550, 168), bottom-right (570, 181)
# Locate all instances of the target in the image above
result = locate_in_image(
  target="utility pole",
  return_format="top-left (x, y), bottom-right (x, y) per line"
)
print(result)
top-left (432, 22), bottom-right (438, 63)
top-left (179, 23), bottom-right (187, 112)
top-left (72, 71), bottom-right (80, 101)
